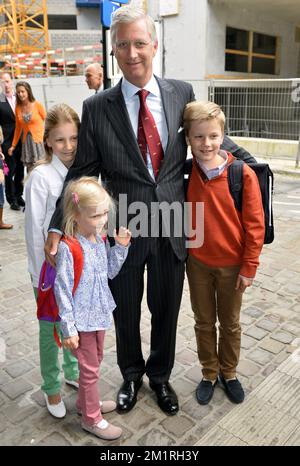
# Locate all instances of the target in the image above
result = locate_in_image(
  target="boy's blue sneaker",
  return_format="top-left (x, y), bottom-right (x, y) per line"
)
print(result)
top-left (196, 379), bottom-right (217, 405)
top-left (219, 374), bottom-right (245, 404)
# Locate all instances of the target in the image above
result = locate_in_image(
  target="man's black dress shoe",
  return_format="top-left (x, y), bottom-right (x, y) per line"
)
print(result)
top-left (17, 197), bottom-right (25, 207)
top-left (149, 382), bottom-right (179, 415)
top-left (10, 203), bottom-right (21, 211)
top-left (116, 379), bottom-right (143, 413)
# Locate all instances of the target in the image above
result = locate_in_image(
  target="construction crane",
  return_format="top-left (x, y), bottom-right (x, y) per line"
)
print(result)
top-left (0, 0), bottom-right (49, 55)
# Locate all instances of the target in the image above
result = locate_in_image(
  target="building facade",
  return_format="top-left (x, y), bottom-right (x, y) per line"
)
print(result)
top-left (44, 0), bottom-right (300, 80)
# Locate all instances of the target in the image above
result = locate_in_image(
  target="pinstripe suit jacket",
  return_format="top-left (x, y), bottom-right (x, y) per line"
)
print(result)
top-left (50, 77), bottom-right (195, 265)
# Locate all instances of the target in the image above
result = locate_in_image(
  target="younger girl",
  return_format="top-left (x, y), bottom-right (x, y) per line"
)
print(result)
top-left (54, 177), bottom-right (131, 441)
top-left (25, 104), bottom-right (80, 418)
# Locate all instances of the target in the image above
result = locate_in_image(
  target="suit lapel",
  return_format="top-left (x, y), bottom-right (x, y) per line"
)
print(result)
top-left (105, 78), bottom-right (182, 182)
top-left (105, 81), bottom-right (152, 180)
top-left (0, 93), bottom-right (15, 120)
top-left (156, 77), bottom-right (182, 179)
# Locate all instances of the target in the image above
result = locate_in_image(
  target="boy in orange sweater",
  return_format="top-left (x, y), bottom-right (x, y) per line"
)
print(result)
top-left (183, 101), bottom-right (265, 405)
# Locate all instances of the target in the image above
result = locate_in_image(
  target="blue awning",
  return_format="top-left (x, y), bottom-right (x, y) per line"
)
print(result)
top-left (76, 0), bottom-right (100, 7)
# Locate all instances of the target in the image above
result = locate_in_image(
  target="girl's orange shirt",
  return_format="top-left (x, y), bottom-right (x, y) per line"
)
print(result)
top-left (12, 101), bottom-right (46, 146)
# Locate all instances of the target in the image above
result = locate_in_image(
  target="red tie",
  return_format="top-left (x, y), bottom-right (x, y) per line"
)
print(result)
top-left (137, 89), bottom-right (163, 178)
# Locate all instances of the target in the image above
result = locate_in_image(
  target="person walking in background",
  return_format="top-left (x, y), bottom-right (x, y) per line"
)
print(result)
top-left (184, 101), bottom-right (265, 406)
top-left (54, 177), bottom-right (131, 440)
top-left (24, 104), bottom-right (80, 418)
top-left (0, 125), bottom-right (13, 229)
top-left (8, 81), bottom-right (46, 173)
top-left (45, 5), bottom-right (195, 416)
top-left (0, 72), bottom-right (24, 211)
top-left (84, 63), bottom-right (104, 94)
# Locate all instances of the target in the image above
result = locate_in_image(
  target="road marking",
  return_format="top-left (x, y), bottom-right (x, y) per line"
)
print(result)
top-left (274, 201), bottom-right (300, 205)
top-left (287, 210), bottom-right (300, 214)
top-left (287, 196), bottom-right (300, 200)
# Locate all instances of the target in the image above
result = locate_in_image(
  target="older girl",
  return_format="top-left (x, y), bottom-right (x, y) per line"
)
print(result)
top-left (25, 104), bottom-right (80, 418)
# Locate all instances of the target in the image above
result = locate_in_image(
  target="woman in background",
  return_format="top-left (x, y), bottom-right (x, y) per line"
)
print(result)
top-left (8, 81), bottom-right (46, 173)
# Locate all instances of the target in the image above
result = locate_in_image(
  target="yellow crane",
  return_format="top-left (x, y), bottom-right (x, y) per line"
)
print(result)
top-left (0, 0), bottom-right (49, 55)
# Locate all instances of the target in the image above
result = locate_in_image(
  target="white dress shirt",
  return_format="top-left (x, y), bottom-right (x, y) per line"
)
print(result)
top-left (121, 76), bottom-right (168, 179)
top-left (5, 93), bottom-right (16, 113)
top-left (196, 150), bottom-right (228, 180)
top-left (24, 155), bottom-right (68, 287)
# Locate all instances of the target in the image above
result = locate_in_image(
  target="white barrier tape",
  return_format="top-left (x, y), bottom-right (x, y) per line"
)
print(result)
top-left (2, 43), bottom-right (102, 63)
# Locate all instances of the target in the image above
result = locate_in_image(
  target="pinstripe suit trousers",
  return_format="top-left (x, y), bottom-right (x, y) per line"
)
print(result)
top-left (110, 238), bottom-right (185, 383)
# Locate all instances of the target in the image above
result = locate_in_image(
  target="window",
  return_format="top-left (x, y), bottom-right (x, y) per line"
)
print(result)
top-left (225, 27), bottom-right (278, 74)
top-left (25, 15), bottom-right (77, 30)
top-left (48, 15), bottom-right (77, 30)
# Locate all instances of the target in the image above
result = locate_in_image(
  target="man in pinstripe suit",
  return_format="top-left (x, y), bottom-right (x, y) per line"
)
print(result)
top-left (46, 6), bottom-right (194, 415)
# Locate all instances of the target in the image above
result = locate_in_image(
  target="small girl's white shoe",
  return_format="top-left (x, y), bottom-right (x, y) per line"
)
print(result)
top-left (44, 393), bottom-right (66, 418)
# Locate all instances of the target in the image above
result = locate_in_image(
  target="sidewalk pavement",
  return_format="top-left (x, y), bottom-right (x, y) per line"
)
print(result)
top-left (256, 154), bottom-right (300, 177)
top-left (196, 349), bottom-right (300, 446)
top-left (0, 159), bottom-right (300, 446)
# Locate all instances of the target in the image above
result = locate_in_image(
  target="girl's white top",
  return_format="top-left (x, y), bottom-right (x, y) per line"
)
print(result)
top-left (54, 233), bottom-right (130, 337)
top-left (24, 154), bottom-right (68, 287)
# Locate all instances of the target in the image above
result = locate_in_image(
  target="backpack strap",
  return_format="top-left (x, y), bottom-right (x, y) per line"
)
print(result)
top-left (38, 261), bottom-right (47, 291)
top-left (227, 159), bottom-right (244, 211)
top-left (36, 262), bottom-right (49, 322)
top-left (53, 237), bottom-right (83, 348)
top-left (61, 236), bottom-right (84, 293)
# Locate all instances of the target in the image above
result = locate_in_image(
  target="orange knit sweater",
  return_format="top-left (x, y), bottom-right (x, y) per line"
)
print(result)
top-left (12, 101), bottom-right (46, 146)
top-left (187, 153), bottom-right (265, 278)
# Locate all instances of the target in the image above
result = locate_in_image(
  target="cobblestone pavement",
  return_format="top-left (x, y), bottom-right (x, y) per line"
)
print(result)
top-left (0, 174), bottom-right (300, 446)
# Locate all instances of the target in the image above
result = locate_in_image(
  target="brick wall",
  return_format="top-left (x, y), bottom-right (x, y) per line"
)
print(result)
top-left (49, 31), bottom-right (102, 49)
top-left (46, 0), bottom-right (77, 15)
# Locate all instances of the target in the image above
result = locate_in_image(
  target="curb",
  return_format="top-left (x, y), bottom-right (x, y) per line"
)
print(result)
top-left (272, 168), bottom-right (300, 177)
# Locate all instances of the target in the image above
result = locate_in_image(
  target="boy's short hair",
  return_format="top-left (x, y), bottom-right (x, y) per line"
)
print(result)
top-left (183, 101), bottom-right (225, 134)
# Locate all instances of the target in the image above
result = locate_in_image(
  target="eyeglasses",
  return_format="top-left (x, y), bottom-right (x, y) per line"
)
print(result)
top-left (115, 40), bottom-right (152, 50)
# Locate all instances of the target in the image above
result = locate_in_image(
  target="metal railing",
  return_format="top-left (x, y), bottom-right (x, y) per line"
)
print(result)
top-left (187, 78), bottom-right (300, 142)
top-left (187, 78), bottom-right (300, 167)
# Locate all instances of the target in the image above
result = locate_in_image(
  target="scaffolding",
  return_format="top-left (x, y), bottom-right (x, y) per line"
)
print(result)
top-left (0, 0), bottom-right (49, 55)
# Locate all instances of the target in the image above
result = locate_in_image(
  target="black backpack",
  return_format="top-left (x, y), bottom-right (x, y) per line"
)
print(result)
top-left (227, 159), bottom-right (274, 244)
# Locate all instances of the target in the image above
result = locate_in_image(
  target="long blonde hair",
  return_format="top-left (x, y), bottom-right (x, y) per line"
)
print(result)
top-left (63, 177), bottom-right (115, 237)
top-left (34, 103), bottom-right (80, 168)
